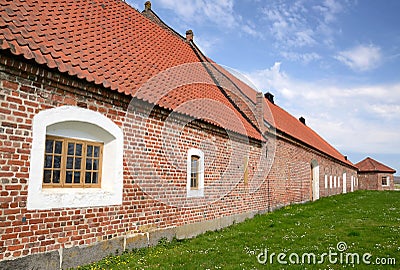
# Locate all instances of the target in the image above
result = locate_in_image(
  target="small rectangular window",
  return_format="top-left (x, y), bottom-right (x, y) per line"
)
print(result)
top-left (43, 136), bottom-right (103, 188)
top-left (382, 177), bottom-right (389, 186)
top-left (190, 155), bottom-right (199, 190)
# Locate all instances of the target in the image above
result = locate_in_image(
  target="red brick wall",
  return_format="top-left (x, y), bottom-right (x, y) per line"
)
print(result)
top-left (267, 135), bottom-right (357, 209)
top-left (359, 172), bottom-right (394, 191)
top-left (0, 54), bottom-right (133, 260)
top-left (0, 53), bottom-right (357, 262)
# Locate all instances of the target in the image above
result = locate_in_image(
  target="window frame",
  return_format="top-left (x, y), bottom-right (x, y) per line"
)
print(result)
top-left (42, 135), bottom-right (103, 188)
top-left (190, 155), bottom-right (200, 190)
top-left (382, 176), bottom-right (389, 186)
top-left (187, 148), bottom-right (204, 198)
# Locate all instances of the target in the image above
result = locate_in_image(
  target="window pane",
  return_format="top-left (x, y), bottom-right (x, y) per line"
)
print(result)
top-left (54, 141), bottom-right (63, 154)
top-left (74, 172), bottom-right (81, 183)
top-left (93, 159), bottom-right (98, 171)
top-left (53, 170), bottom-right (60, 183)
top-left (87, 145), bottom-right (93, 157)
top-left (92, 172), bottom-right (98, 184)
top-left (54, 155), bottom-right (61, 168)
top-left (75, 144), bottom-right (82, 156)
top-left (191, 157), bottom-right (199, 173)
top-left (191, 160), bottom-right (197, 173)
top-left (85, 172), bottom-right (91, 183)
top-left (86, 158), bottom-right (93, 170)
top-left (66, 157), bottom-right (73, 169)
top-left (68, 143), bottom-right (75, 155)
top-left (45, 140), bottom-right (54, 153)
top-left (44, 155), bottom-right (53, 168)
top-left (43, 170), bottom-right (51, 183)
top-left (94, 146), bottom-right (100, 157)
top-left (66, 171), bottom-right (73, 183)
top-left (75, 158), bottom-right (82, 170)
top-left (191, 176), bottom-right (197, 188)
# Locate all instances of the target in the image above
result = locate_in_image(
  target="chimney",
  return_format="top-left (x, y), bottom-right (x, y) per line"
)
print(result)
top-left (256, 92), bottom-right (265, 133)
top-left (186, 30), bottom-right (193, 43)
top-left (344, 156), bottom-right (348, 160)
top-left (264, 92), bottom-right (274, 104)
top-left (144, 1), bottom-right (151, 11)
top-left (299, 116), bottom-right (306, 125)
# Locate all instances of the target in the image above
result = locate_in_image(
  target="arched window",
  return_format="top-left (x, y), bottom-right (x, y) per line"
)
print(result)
top-left (27, 106), bottom-right (123, 210)
top-left (187, 148), bottom-right (204, 197)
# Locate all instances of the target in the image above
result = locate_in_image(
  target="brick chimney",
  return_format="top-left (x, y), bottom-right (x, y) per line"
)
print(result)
top-left (264, 92), bottom-right (274, 104)
top-left (256, 92), bottom-right (265, 133)
top-left (186, 30), bottom-right (193, 43)
top-left (144, 1), bottom-right (151, 11)
top-left (299, 116), bottom-right (306, 125)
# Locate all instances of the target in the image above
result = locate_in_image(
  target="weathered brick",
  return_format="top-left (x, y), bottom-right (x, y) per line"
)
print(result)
top-left (2, 81), bottom-right (19, 91)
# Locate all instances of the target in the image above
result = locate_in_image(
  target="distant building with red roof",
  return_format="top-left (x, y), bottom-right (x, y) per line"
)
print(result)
top-left (0, 0), bottom-right (358, 268)
top-left (356, 157), bottom-right (396, 190)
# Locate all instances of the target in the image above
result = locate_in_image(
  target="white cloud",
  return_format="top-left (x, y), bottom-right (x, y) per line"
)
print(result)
top-left (371, 104), bottom-right (400, 119)
top-left (263, 4), bottom-right (316, 48)
top-left (156, 0), bottom-right (199, 21)
top-left (313, 0), bottom-right (343, 23)
top-left (194, 36), bottom-right (220, 56)
top-left (335, 44), bottom-right (383, 72)
top-left (154, 0), bottom-right (259, 36)
top-left (244, 62), bottom-right (400, 155)
top-left (281, 51), bottom-right (321, 64)
top-left (261, 0), bottom-right (353, 64)
top-left (262, 0), bottom-right (347, 50)
top-left (241, 24), bottom-right (260, 38)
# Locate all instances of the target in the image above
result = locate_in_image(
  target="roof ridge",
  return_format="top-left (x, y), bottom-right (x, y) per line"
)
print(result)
top-left (137, 3), bottom-right (263, 140)
top-left (141, 3), bottom-right (185, 41)
top-left (188, 40), bottom-right (264, 139)
top-left (356, 157), bottom-right (396, 173)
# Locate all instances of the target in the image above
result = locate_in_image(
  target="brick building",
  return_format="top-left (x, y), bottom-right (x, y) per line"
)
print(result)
top-left (356, 157), bottom-right (396, 191)
top-left (0, 1), bottom-right (357, 268)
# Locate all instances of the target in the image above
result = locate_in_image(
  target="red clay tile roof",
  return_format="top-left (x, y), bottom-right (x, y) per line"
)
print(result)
top-left (0, 0), bottom-right (260, 140)
top-left (355, 157), bottom-right (396, 173)
top-left (265, 99), bottom-right (353, 166)
top-left (0, 0), bottom-right (353, 164)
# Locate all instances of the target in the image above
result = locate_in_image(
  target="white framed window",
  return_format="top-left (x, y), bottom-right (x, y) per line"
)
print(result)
top-left (330, 175), bottom-right (333, 188)
top-left (324, 175), bottom-right (328, 189)
top-left (187, 148), bottom-right (204, 197)
top-left (382, 176), bottom-right (389, 186)
top-left (334, 176), bottom-right (337, 188)
top-left (27, 106), bottom-right (123, 210)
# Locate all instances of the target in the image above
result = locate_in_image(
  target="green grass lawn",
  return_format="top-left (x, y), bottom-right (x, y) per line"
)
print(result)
top-left (75, 191), bottom-right (400, 269)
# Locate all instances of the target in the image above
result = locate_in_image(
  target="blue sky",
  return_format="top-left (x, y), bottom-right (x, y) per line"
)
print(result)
top-left (129, 0), bottom-right (400, 175)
